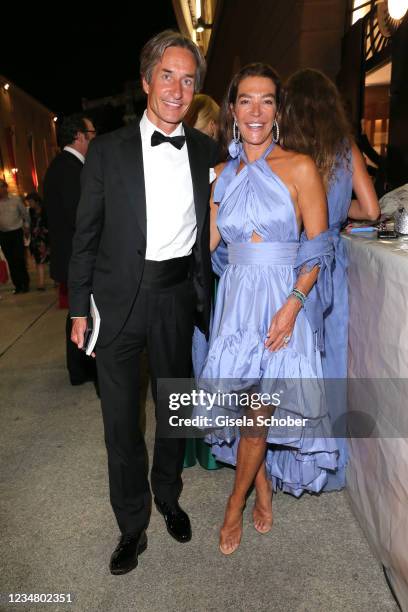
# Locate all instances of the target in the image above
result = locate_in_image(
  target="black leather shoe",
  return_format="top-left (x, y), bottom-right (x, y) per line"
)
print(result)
top-left (154, 498), bottom-right (192, 543)
top-left (109, 530), bottom-right (148, 575)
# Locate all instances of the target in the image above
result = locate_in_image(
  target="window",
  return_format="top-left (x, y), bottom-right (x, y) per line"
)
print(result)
top-left (352, 0), bottom-right (372, 24)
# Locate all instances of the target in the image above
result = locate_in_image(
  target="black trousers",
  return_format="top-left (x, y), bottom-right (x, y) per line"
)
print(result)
top-left (0, 228), bottom-right (29, 291)
top-left (96, 259), bottom-right (195, 535)
top-left (65, 314), bottom-right (97, 383)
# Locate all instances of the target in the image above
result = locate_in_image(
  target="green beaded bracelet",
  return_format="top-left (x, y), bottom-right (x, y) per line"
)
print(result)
top-left (289, 288), bottom-right (306, 307)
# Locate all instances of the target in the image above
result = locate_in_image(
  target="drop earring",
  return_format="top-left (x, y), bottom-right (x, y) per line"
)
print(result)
top-left (233, 119), bottom-right (241, 143)
top-left (272, 119), bottom-right (280, 143)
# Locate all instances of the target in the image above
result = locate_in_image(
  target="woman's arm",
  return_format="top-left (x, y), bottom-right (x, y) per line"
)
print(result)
top-left (348, 143), bottom-right (380, 221)
top-left (210, 163), bottom-right (226, 252)
top-left (293, 156), bottom-right (328, 295)
top-left (265, 156), bottom-right (328, 351)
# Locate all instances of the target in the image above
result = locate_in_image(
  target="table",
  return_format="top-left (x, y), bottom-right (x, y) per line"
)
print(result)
top-left (344, 232), bottom-right (408, 611)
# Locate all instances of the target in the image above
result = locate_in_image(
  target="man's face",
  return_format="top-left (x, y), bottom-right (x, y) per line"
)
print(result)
top-left (142, 46), bottom-right (197, 134)
top-left (73, 118), bottom-right (96, 156)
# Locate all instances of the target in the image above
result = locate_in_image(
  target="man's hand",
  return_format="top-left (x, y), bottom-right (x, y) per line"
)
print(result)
top-left (71, 317), bottom-right (88, 349)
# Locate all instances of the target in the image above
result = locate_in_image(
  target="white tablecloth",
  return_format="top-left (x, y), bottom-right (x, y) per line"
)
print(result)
top-left (344, 232), bottom-right (408, 610)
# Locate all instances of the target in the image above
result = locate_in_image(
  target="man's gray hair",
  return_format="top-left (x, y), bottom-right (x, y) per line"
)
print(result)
top-left (140, 30), bottom-right (206, 93)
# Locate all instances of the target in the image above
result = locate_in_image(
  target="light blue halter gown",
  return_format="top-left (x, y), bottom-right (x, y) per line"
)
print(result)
top-left (197, 141), bottom-right (339, 496)
top-left (321, 149), bottom-right (353, 491)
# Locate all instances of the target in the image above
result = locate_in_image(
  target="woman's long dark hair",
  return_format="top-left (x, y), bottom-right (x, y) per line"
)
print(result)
top-left (219, 63), bottom-right (281, 159)
top-left (280, 68), bottom-right (352, 190)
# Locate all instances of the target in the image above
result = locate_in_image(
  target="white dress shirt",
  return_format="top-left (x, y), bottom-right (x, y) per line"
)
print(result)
top-left (64, 146), bottom-right (85, 164)
top-left (140, 111), bottom-right (196, 261)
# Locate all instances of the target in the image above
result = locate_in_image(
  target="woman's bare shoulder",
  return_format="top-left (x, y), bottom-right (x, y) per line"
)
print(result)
top-left (268, 147), bottom-right (318, 180)
top-left (296, 153), bottom-right (319, 176)
top-left (284, 153), bottom-right (320, 187)
top-left (277, 147), bottom-right (315, 169)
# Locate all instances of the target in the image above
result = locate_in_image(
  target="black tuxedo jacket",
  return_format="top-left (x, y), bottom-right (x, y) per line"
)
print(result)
top-left (68, 121), bottom-right (219, 347)
top-left (43, 150), bottom-right (83, 283)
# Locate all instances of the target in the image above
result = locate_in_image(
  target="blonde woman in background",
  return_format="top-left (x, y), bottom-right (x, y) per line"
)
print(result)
top-left (184, 94), bottom-right (223, 471)
top-left (184, 93), bottom-right (220, 139)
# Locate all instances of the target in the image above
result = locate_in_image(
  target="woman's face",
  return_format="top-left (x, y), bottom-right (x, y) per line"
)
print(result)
top-left (232, 76), bottom-right (277, 147)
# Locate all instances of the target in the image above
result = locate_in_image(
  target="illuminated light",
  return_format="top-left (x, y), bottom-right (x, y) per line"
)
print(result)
top-left (3, 83), bottom-right (10, 91)
top-left (195, 0), bottom-right (201, 20)
top-left (53, 116), bottom-right (58, 122)
top-left (194, 17), bottom-right (212, 32)
top-left (388, 0), bottom-right (408, 20)
top-left (11, 168), bottom-right (18, 174)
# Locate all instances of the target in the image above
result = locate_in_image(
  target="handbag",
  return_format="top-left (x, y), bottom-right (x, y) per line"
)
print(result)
top-left (0, 247), bottom-right (9, 284)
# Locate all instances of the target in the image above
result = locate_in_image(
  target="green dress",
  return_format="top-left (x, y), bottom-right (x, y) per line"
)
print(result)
top-left (184, 438), bottom-right (221, 469)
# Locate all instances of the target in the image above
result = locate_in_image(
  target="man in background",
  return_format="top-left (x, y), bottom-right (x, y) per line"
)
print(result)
top-left (43, 114), bottom-right (97, 386)
top-left (0, 179), bottom-right (30, 294)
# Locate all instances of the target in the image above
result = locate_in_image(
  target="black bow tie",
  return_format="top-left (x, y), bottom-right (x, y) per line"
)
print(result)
top-left (151, 130), bottom-right (186, 150)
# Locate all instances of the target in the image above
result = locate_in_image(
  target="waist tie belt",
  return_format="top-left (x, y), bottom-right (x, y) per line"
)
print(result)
top-left (329, 221), bottom-right (343, 233)
top-left (327, 224), bottom-right (346, 253)
top-left (227, 242), bottom-right (299, 266)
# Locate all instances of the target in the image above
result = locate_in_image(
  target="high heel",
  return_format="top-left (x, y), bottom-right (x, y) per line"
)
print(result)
top-left (253, 505), bottom-right (273, 534)
top-left (219, 495), bottom-right (245, 555)
top-left (252, 496), bottom-right (273, 534)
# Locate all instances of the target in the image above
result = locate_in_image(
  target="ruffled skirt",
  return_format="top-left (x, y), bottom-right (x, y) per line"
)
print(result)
top-left (197, 245), bottom-right (339, 496)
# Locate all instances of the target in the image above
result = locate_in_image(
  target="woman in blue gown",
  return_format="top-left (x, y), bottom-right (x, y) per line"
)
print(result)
top-left (197, 63), bottom-right (338, 555)
top-left (280, 69), bottom-right (380, 490)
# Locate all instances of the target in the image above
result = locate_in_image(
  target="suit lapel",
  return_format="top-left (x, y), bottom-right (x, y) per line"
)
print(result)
top-left (118, 124), bottom-right (147, 240)
top-left (185, 125), bottom-right (208, 237)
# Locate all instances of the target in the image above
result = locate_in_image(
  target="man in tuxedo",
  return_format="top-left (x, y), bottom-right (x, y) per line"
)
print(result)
top-left (43, 114), bottom-right (97, 387)
top-left (69, 30), bottom-right (218, 575)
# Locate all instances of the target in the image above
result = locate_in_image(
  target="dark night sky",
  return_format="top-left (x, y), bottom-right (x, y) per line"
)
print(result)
top-left (1, 3), bottom-right (177, 115)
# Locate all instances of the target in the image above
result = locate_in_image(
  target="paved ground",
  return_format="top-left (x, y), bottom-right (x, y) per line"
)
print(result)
top-left (0, 273), bottom-right (400, 612)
